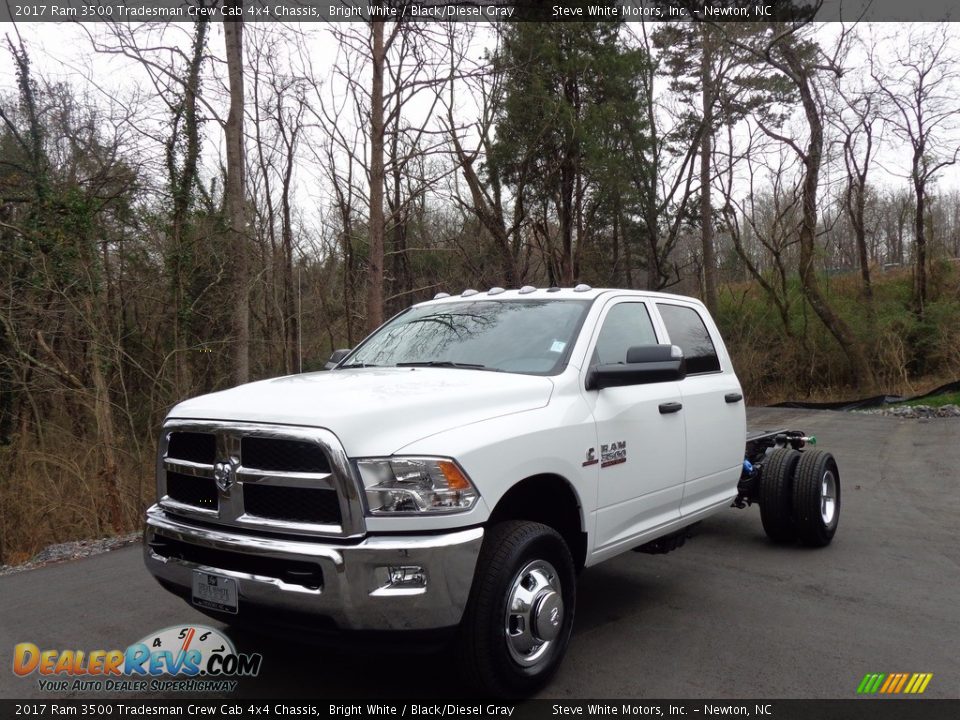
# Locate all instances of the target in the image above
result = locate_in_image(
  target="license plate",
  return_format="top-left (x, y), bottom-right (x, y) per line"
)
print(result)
top-left (191, 571), bottom-right (238, 614)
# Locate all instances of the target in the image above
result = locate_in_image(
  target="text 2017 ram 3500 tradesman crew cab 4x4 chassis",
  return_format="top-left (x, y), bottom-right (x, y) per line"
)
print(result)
top-left (144, 287), bottom-right (840, 696)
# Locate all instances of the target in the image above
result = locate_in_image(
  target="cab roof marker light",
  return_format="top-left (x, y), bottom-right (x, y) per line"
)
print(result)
top-left (518, 285), bottom-right (537, 294)
top-left (488, 287), bottom-right (506, 295)
top-left (546, 287), bottom-right (561, 292)
top-left (462, 289), bottom-right (479, 297)
top-left (433, 292), bottom-right (451, 300)
top-left (573, 283), bottom-right (593, 292)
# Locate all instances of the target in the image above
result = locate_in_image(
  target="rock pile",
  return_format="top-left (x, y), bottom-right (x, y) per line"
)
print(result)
top-left (0, 532), bottom-right (140, 577)
top-left (865, 404), bottom-right (960, 419)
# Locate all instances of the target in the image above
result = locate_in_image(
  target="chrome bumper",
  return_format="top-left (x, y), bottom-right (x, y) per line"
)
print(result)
top-left (144, 505), bottom-right (483, 631)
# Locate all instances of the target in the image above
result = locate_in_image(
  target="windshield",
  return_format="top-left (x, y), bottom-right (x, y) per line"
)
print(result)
top-left (341, 299), bottom-right (592, 375)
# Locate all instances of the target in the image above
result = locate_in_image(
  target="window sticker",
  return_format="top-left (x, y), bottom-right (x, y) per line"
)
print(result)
top-left (549, 340), bottom-right (567, 353)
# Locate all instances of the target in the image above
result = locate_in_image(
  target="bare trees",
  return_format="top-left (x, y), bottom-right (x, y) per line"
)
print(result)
top-left (443, 25), bottom-right (531, 287)
top-left (831, 79), bottom-right (879, 307)
top-left (6, 18), bottom-right (960, 564)
top-left (166, 18), bottom-right (209, 398)
top-left (870, 24), bottom-right (960, 318)
top-left (711, 22), bottom-right (876, 388)
top-left (308, 19), bottom-right (455, 331)
top-left (223, 2), bottom-right (249, 382)
top-left (367, 21), bottom-right (387, 331)
top-left (0, 36), bottom-right (143, 546)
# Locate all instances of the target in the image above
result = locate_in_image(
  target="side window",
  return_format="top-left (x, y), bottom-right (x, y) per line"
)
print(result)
top-left (593, 303), bottom-right (658, 365)
top-left (657, 304), bottom-right (721, 374)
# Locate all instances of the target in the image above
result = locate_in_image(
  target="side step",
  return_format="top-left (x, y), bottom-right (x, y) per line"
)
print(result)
top-left (634, 524), bottom-right (698, 555)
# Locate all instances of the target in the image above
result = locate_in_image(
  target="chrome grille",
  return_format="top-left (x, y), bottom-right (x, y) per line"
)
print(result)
top-left (165, 471), bottom-right (217, 510)
top-left (243, 484), bottom-right (341, 524)
top-left (240, 436), bottom-right (330, 473)
top-left (158, 420), bottom-right (364, 538)
top-left (167, 432), bottom-right (216, 464)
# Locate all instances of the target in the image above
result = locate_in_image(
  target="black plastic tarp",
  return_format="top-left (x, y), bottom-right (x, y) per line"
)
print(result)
top-left (769, 380), bottom-right (960, 411)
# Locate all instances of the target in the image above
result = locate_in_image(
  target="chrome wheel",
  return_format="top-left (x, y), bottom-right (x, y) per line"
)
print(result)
top-left (504, 559), bottom-right (564, 668)
top-left (821, 470), bottom-right (838, 526)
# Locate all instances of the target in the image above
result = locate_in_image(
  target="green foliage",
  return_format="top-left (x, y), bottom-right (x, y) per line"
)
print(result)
top-left (494, 20), bottom-right (650, 177)
top-left (717, 265), bottom-right (960, 403)
top-left (895, 391), bottom-right (960, 408)
top-left (490, 19), bottom-right (651, 263)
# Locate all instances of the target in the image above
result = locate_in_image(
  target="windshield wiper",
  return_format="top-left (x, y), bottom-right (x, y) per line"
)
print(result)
top-left (395, 361), bottom-right (497, 371)
top-left (337, 362), bottom-right (380, 369)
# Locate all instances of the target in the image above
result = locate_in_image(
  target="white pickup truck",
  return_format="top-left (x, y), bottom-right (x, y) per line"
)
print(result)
top-left (144, 286), bottom-right (840, 695)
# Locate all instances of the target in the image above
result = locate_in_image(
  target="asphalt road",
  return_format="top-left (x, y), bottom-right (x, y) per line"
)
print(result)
top-left (2, 408), bottom-right (957, 700)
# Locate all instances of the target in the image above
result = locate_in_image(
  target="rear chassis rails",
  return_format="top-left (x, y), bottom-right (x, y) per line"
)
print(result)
top-left (733, 428), bottom-right (841, 546)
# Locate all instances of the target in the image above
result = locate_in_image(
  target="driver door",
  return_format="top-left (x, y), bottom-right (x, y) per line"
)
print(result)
top-left (583, 300), bottom-right (687, 555)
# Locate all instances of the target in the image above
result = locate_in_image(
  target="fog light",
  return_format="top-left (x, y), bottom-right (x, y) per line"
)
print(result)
top-left (388, 565), bottom-right (426, 588)
top-left (371, 565), bottom-right (428, 597)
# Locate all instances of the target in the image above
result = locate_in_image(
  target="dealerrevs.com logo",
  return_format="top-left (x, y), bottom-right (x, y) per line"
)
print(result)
top-left (13, 625), bottom-right (262, 693)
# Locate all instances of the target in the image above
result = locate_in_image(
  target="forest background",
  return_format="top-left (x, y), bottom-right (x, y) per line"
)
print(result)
top-left (2, 3), bottom-right (960, 561)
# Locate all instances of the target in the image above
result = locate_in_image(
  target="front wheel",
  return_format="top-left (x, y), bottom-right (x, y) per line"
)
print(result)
top-left (457, 521), bottom-right (576, 697)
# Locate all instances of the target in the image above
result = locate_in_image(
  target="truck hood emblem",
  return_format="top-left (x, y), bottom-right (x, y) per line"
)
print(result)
top-left (214, 459), bottom-right (238, 492)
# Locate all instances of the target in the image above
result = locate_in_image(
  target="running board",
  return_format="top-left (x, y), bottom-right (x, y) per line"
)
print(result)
top-left (634, 524), bottom-right (698, 555)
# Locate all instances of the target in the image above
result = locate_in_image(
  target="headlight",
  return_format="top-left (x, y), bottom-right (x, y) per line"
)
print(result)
top-left (356, 457), bottom-right (478, 514)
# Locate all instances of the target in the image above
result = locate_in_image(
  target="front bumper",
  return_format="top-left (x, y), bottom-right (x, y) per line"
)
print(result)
top-left (144, 505), bottom-right (483, 632)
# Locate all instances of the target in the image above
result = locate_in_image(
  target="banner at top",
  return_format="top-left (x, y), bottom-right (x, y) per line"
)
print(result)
top-left (1, 0), bottom-right (955, 24)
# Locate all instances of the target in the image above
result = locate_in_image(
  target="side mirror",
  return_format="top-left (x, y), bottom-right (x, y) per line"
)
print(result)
top-left (324, 348), bottom-right (351, 370)
top-left (586, 344), bottom-right (686, 390)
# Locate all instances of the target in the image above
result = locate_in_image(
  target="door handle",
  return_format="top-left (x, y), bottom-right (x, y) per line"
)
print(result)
top-left (725, 393), bottom-right (743, 404)
top-left (659, 402), bottom-right (683, 414)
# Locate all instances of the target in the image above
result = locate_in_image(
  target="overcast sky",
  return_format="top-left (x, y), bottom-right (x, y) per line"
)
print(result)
top-left (3, 19), bottom-right (960, 224)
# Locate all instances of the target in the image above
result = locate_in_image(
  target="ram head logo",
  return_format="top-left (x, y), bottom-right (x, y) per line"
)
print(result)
top-left (214, 458), bottom-right (238, 493)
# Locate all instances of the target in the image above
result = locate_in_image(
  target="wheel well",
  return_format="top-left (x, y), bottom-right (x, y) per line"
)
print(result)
top-left (487, 474), bottom-right (587, 572)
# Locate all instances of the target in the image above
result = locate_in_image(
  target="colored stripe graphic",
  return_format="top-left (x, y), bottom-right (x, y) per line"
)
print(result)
top-left (857, 673), bottom-right (933, 694)
top-left (893, 673), bottom-right (909, 693)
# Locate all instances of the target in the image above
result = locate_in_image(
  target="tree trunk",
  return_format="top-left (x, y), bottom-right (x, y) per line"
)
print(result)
top-left (852, 185), bottom-right (874, 305)
top-left (281, 159), bottom-right (297, 374)
top-left (224, 4), bottom-right (249, 384)
top-left (559, 158), bottom-right (575, 285)
top-left (168, 19), bottom-right (208, 397)
top-left (83, 297), bottom-right (124, 532)
top-left (366, 21), bottom-right (386, 332)
top-left (783, 45), bottom-right (874, 390)
top-left (700, 34), bottom-right (718, 315)
top-left (913, 169), bottom-right (927, 319)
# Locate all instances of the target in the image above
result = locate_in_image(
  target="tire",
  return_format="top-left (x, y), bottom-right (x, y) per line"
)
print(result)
top-left (458, 520), bottom-right (576, 697)
top-left (759, 448), bottom-right (801, 543)
top-left (792, 450), bottom-right (841, 547)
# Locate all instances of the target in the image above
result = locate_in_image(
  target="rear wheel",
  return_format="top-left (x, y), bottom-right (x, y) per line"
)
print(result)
top-left (458, 520), bottom-right (575, 697)
top-left (792, 450), bottom-right (841, 547)
top-left (759, 448), bottom-right (801, 543)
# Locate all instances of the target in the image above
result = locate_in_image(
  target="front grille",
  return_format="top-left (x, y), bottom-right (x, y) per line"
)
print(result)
top-left (149, 536), bottom-right (323, 590)
top-left (241, 437), bottom-right (330, 473)
top-left (166, 472), bottom-right (218, 509)
top-left (244, 484), bottom-right (342, 525)
top-left (167, 432), bottom-right (216, 464)
top-left (159, 421), bottom-right (362, 537)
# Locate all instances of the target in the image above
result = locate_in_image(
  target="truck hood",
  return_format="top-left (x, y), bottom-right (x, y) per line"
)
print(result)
top-left (168, 367), bottom-right (554, 456)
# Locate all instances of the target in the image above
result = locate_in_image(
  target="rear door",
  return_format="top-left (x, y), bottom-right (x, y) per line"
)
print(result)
top-left (655, 301), bottom-right (746, 517)
top-left (583, 299), bottom-right (686, 554)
